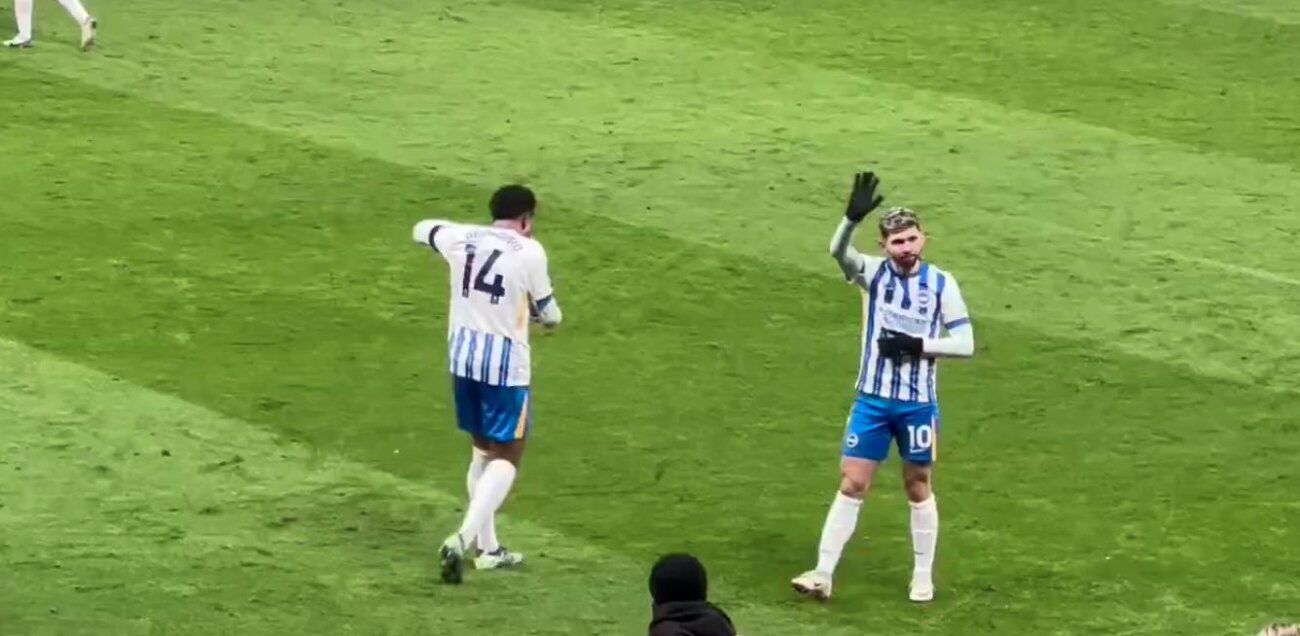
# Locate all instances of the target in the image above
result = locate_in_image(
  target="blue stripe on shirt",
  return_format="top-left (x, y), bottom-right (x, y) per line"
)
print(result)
top-left (480, 334), bottom-right (495, 383)
top-left (945, 317), bottom-right (970, 330)
top-left (451, 327), bottom-right (467, 375)
top-left (908, 362), bottom-right (920, 401)
top-left (930, 273), bottom-right (947, 338)
top-left (889, 358), bottom-right (903, 400)
top-left (926, 273), bottom-right (948, 403)
top-left (900, 268), bottom-right (913, 309)
top-left (907, 266), bottom-right (931, 401)
top-left (872, 269), bottom-right (900, 397)
top-left (856, 262), bottom-right (889, 392)
top-left (498, 338), bottom-right (512, 386)
top-left (464, 331), bottom-right (478, 378)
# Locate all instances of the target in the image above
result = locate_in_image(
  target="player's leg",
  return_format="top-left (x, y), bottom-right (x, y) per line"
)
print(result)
top-left (469, 436), bottom-right (524, 570)
top-left (53, 0), bottom-right (96, 50)
top-left (474, 393), bottom-right (527, 567)
top-left (464, 435), bottom-right (491, 553)
top-left (902, 462), bottom-right (938, 601)
top-left (456, 438), bottom-right (521, 551)
top-left (5, 0), bottom-right (34, 47)
top-left (792, 393), bottom-right (890, 600)
top-left (446, 384), bottom-right (529, 576)
top-left (439, 377), bottom-right (485, 584)
top-left (896, 405), bottom-right (940, 602)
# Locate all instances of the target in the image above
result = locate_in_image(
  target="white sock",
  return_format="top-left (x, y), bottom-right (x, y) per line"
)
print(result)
top-left (457, 459), bottom-right (516, 546)
top-left (466, 448), bottom-right (488, 496)
top-left (14, 0), bottom-right (33, 40)
top-left (909, 497), bottom-right (939, 581)
top-left (464, 449), bottom-right (500, 553)
top-left (478, 507), bottom-right (501, 553)
top-left (55, 0), bottom-right (90, 25)
top-left (814, 492), bottom-right (863, 574)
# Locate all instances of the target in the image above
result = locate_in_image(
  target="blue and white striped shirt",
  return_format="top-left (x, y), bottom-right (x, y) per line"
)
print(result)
top-left (414, 220), bottom-right (556, 387)
top-left (852, 257), bottom-right (970, 403)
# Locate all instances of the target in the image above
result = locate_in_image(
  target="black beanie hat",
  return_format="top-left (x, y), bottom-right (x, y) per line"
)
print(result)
top-left (649, 553), bottom-right (708, 604)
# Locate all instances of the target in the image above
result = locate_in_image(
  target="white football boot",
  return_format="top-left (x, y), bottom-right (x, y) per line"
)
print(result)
top-left (909, 573), bottom-right (935, 602)
top-left (791, 570), bottom-right (833, 600)
top-left (474, 547), bottom-right (524, 570)
top-left (80, 17), bottom-right (97, 51)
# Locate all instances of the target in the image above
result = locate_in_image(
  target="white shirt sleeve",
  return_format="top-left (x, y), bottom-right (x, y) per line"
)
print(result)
top-left (526, 243), bottom-right (562, 326)
top-left (828, 218), bottom-right (869, 284)
top-left (412, 219), bottom-right (458, 255)
top-left (525, 243), bottom-right (554, 300)
top-left (828, 219), bottom-right (889, 289)
top-left (939, 276), bottom-right (970, 332)
top-left (922, 275), bottom-right (974, 358)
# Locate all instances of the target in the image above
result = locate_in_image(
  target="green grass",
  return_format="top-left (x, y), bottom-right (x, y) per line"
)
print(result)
top-left (1, 0), bottom-right (1298, 634)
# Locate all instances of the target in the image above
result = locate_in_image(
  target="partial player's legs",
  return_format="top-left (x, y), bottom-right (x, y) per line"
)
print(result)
top-left (440, 379), bottom-right (530, 584)
top-left (54, 0), bottom-right (96, 49)
top-left (441, 438), bottom-right (521, 581)
top-left (896, 405), bottom-right (940, 602)
top-left (467, 437), bottom-right (524, 571)
top-left (4, 0), bottom-right (34, 47)
top-left (5, 0), bottom-right (96, 49)
top-left (792, 393), bottom-right (890, 600)
top-left (792, 456), bottom-right (880, 600)
top-left (903, 462), bottom-right (938, 602)
top-left (463, 439), bottom-right (499, 554)
top-left (63, 0), bottom-right (96, 50)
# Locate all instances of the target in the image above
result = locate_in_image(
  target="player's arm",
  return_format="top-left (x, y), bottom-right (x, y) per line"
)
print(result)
top-left (829, 172), bottom-right (885, 282)
top-left (923, 277), bottom-right (974, 358)
top-left (530, 296), bottom-right (562, 327)
top-left (829, 218), bottom-right (868, 282)
top-left (526, 246), bottom-right (563, 328)
top-left (411, 219), bottom-right (456, 253)
top-left (877, 277), bottom-right (975, 359)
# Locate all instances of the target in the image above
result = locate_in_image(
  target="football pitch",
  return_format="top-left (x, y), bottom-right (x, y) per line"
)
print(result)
top-left (2, 0), bottom-right (1299, 633)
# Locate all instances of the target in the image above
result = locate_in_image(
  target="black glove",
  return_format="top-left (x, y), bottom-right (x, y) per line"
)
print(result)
top-left (877, 329), bottom-right (923, 359)
top-left (844, 171), bottom-right (885, 223)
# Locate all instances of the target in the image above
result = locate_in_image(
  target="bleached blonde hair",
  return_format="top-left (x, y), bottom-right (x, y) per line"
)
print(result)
top-left (879, 207), bottom-right (921, 238)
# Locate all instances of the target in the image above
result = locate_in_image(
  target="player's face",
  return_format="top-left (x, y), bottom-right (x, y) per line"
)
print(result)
top-left (519, 213), bottom-right (534, 237)
top-left (881, 227), bottom-right (926, 270)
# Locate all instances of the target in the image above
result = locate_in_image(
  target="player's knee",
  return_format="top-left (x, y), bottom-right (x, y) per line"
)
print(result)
top-left (838, 474), bottom-right (870, 499)
top-left (905, 481), bottom-right (931, 503)
top-left (903, 470), bottom-right (932, 502)
top-left (488, 439), bottom-right (526, 467)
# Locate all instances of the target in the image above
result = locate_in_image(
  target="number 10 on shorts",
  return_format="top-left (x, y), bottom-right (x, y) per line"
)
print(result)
top-left (907, 422), bottom-right (934, 454)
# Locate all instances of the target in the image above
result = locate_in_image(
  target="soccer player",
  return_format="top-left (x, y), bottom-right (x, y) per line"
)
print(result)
top-left (4, 0), bottom-right (97, 49)
top-left (411, 184), bottom-right (563, 584)
top-left (791, 172), bottom-right (975, 603)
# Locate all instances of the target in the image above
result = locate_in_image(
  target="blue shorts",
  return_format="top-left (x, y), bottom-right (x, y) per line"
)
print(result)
top-left (841, 393), bottom-right (939, 464)
top-left (452, 376), bottom-right (532, 443)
